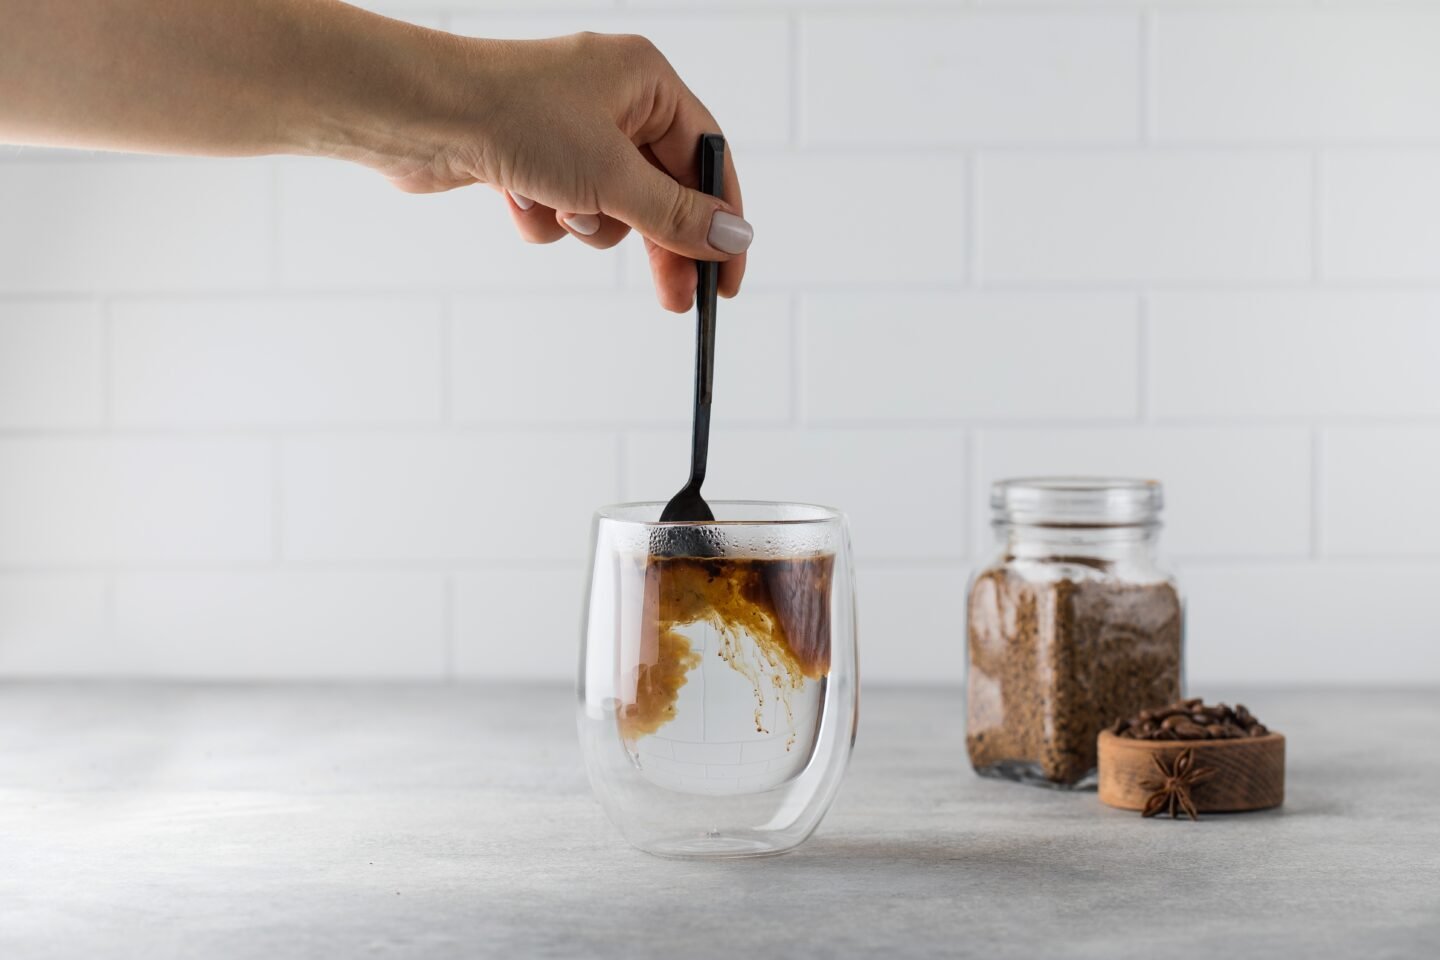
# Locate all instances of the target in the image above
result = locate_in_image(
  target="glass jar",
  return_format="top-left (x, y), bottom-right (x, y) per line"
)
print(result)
top-left (966, 478), bottom-right (1184, 789)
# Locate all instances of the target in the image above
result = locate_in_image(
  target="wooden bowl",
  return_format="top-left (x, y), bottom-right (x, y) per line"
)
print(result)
top-left (1098, 730), bottom-right (1285, 813)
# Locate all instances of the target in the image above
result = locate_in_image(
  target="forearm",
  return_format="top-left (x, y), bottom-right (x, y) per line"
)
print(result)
top-left (0, 0), bottom-right (476, 164)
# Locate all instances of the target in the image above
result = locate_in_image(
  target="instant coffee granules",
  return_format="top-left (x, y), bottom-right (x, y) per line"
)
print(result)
top-left (967, 569), bottom-right (1183, 786)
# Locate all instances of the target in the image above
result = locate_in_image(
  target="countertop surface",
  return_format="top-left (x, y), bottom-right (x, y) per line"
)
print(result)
top-left (2, 684), bottom-right (1437, 959)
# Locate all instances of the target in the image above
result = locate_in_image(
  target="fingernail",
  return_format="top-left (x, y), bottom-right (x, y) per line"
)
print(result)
top-left (509, 192), bottom-right (535, 211)
top-left (564, 214), bottom-right (601, 236)
top-left (708, 211), bottom-right (753, 255)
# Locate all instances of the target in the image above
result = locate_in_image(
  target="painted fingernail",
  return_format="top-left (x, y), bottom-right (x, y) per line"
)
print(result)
top-left (509, 191), bottom-right (535, 211)
top-left (708, 211), bottom-right (754, 255)
top-left (564, 214), bottom-right (601, 236)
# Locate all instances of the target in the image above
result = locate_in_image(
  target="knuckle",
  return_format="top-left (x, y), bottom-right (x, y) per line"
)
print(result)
top-left (614, 33), bottom-right (660, 60)
top-left (566, 31), bottom-right (661, 66)
top-left (661, 187), bottom-right (697, 240)
top-left (559, 31), bottom-right (604, 60)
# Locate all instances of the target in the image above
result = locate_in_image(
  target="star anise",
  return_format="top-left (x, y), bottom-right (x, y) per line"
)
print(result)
top-left (1140, 748), bottom-right (1214, 821)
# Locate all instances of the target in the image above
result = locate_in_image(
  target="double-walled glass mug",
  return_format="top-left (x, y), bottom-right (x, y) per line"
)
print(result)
top-left (579, 502), bottom-right (858, 859)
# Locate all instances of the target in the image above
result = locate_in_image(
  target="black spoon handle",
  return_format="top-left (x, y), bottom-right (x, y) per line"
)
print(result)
top-left (686, 133), bottom-right (725, 490)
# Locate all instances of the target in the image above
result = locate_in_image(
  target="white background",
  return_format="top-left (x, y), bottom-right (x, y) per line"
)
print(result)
top-left (2, 0), bottom-right (1439, 685)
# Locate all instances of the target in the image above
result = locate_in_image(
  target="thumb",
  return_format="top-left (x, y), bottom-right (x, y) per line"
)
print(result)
top-left (601, 150), bottom-right (753, 260)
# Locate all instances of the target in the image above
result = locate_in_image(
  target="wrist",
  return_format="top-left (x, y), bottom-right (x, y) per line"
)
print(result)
top-left (292, 14), bottom-right (501, 179)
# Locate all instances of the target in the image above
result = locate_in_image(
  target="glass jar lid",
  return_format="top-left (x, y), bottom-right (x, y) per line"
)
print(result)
top-left (991, 477), bottom-right (1163, 527)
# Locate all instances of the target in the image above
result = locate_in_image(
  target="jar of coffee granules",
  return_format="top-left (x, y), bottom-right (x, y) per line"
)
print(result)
top-left (966, 478), bottom-right (1184, 789)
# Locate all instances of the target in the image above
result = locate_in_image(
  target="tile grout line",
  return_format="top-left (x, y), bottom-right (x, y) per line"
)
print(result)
top-left (440, 298), bottom-right (453, 424)
top-left (104, 571), bottom-right (119, 668)
top-left (271, 437), bottom-right (285, 565)
top-left (1311, 427), bottom-right (1326, 559)
top-left (966, 427), bottom-right (983, 559)
top-left (616, 431), bottom-right (628, 502)
top-left (791, 294), bottom-right (805, 427)
top-left (1138, 10), bottom-right (1151, 144)
top-left (613, 236), bottom-right (628, 291)
top-left (12, 555), bottom-right (1440, 578)
top-left (967, 153), bottom-right (982, 286)
top-left (788, 12), bottom-right (803, 150)
top-left (1311, 149), bottom-right (1325, 283)
top-left (99, 296), bottom-right (115, 429)
top-left (268, 161), bottom-right (283, 290)
top-left (1136, 293), bottom-right (1150, 422)
top-left (1139, 10), bottom-right (1157, 145)
top-left (17, 276), bottom-right (1440, 305)
top-left (443, 573), bottom-right (457, 682)
top-left (8, 415), bottom-right (1440, 442)
top-left (0, 559), bottom-right (596, 576)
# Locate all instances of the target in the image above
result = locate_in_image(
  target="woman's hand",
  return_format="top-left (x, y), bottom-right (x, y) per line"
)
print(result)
top-left (0, 1), bottom-right (750, 312)
top-left (371, 33), bottom-right (752, 313)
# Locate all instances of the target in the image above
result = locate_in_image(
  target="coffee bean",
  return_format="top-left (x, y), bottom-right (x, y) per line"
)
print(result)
top-left (1112, 698), bottom-right (1274, 743)
top-left (1172, 720), bottom-right (1208, 739)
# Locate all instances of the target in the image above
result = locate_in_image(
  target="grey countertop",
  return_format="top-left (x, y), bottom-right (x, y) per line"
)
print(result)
top-left (2, 684), bottom-right (1437, 959)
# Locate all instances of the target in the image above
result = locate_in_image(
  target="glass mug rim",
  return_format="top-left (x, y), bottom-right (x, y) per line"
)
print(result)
top-left (594, 500), bottom-right (845, 527)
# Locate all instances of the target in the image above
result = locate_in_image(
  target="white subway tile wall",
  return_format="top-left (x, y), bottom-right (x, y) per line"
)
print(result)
top-left (976, 427), bottom-right (1315, 559)
top-left (1321, 150), bottom-right (1440, 282)
top-left (0, 438), bottom-right (273, 565)
top-left (0, 302), bottom-right (103, 429)
top-left (454, 567), bottom-right (586, 680)
top-left (801, 14), bottom-right (1141, 145)
top-left (0, 575), bottom-right (109, 676)
top-left (801, 293), bottom-right (1138, 422)
top-left (2, 0), bottom-right (1438, 685)
top-left (624, 427), bottom-right (969, 561)
top-left (1322, 427), bottom-right (1440, 559)
top-left (0, 161), bottom-right (271, 293)
top-left (113, 298), bottom-right (445, 427)
top-left (450, 294), bottom-right (792, 426)
top-left (1153, 11), bottom-right (1440, 142)
top-left (978, 151), bottom-right (1313, 284)
top-left (113, 572), bottom-right (448, 678)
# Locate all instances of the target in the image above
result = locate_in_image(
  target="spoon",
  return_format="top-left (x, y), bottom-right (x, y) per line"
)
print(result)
top-left (658, 133), bottom-right (726, 537)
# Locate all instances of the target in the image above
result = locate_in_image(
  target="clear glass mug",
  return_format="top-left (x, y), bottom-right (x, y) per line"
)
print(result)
top-left (579, 502), bottom-right (858, 858)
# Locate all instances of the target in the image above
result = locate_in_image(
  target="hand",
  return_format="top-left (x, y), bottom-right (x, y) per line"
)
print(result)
top-left (0, 2), bottom-right (749, 311)
top-left (369, 33), bottom-right (752, 313)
